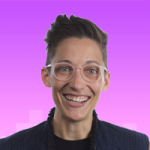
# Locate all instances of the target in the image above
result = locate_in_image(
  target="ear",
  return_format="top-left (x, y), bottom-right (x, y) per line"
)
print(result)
top-left (41, 67), bottom-right (51, 88)
top-left (102, 71), bottom-right (110, 92)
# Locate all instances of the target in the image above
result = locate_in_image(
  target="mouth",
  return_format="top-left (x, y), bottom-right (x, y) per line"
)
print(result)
top-left (62, 94), bottom-right (91, 103)
top-left (62, 94), bottom-right (91, 108)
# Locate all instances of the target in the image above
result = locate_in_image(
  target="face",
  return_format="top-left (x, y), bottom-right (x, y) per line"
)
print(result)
top-left (41, 37), bottom-right (110, 122)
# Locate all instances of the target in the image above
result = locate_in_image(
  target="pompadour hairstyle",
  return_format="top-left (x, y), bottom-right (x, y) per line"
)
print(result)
top-left (44, 14), bottom-right (108, 77)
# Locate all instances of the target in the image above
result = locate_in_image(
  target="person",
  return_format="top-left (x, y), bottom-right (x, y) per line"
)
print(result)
top-left (0, 14), bottom-right (149, 150)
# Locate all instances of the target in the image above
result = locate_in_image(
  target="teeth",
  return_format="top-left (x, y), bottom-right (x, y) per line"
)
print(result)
top-left (65, 95), bottom-right (89, 102)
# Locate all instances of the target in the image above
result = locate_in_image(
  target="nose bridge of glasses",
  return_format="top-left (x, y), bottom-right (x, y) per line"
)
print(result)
top-left (71, 66), bottom-right (85, 82)
top-left (71, 66), bottom-right (84, 80)
top-left (74, 66), bottom-right (82, 69)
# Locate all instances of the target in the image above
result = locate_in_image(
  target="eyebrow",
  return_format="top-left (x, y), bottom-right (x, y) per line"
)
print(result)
top-left (57, 60), bottom-right (101, 66)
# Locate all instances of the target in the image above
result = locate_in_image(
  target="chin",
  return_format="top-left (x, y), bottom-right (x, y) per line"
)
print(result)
top-left (65, 109), bottom-right (88, 122)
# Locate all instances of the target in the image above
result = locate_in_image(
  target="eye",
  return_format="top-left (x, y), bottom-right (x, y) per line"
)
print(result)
top-left (88, 69), bottom-right (98, 74)
top-left (60, 67), bottom-right (70, 71)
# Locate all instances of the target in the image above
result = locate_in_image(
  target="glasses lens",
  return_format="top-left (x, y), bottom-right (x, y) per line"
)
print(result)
top-left (83, 65), bottom-right (101, 82)
top-left (54, 63), bottom-right (102, 82)
top-left (54, 63), bottom-right (74, 80)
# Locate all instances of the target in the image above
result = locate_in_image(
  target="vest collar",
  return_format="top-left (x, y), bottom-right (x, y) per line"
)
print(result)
top-left (47, 107), bottom-right (98, 150)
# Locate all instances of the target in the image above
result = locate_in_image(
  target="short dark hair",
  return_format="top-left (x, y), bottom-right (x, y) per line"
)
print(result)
top-left (44, 14), bottom-right (108, 77)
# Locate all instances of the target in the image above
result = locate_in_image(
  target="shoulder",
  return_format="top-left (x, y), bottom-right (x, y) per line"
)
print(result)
top-left (0, 121), bottom-right (48, 149)
top-left (98, 120), bottom-right (149, 150)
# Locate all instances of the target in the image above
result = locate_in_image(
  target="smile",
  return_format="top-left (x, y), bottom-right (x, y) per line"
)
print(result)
top-left (63, 94), bottom-right (90, 102)
top-left (64, 95), bottom-right (89, 103)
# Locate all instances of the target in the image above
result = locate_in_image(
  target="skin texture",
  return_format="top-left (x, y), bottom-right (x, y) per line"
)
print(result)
top-left (41, 37), bottom-right (111, 141)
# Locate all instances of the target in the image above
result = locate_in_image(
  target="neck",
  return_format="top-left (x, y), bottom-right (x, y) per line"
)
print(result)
top-left (52, 108), bottom-right (93, 141)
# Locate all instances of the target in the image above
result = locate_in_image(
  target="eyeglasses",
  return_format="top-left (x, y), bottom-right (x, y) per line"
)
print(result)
top-left (46, 62), bottom-right (107, 83)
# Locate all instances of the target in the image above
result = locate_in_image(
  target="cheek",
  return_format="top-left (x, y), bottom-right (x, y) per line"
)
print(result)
top-left (94, 85), bottom-right (101, 93)
top-left (91, 82), bottom-right (102, 94)
top-left (51, 76), bottom-right (65, 94)
top-left (90, 83), bottom-right (102, 102)
top-left (51, 80), bottom-right (67, 107)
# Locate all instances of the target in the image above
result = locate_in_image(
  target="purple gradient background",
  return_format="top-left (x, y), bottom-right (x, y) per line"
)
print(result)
top-left (0, 1), bottom-right (150, 139)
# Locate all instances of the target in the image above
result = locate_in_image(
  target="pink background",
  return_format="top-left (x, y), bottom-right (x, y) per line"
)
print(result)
top-left (0, 0), bottom-right (150, 139)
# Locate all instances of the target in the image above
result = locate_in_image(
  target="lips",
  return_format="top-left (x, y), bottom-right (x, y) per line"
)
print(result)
top-left (62, 93), bottom-right (91, 108)
top-left (62, 94), bottom-right (91, 99)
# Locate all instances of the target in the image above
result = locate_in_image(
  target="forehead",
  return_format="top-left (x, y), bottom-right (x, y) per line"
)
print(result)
top-left (52, 37), bottom-right (103, 66)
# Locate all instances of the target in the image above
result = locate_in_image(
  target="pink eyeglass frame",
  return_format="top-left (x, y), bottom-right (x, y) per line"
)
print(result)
top-left (46, 62), bottom-right (108, 83)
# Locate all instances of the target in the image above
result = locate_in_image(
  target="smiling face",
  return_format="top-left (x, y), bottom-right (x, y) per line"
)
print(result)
top-left (42, 37), bottom-right (110, 122)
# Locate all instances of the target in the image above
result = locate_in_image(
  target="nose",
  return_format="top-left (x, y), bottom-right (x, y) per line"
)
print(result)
top-left (69, 68), bottom-right (86, 91)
